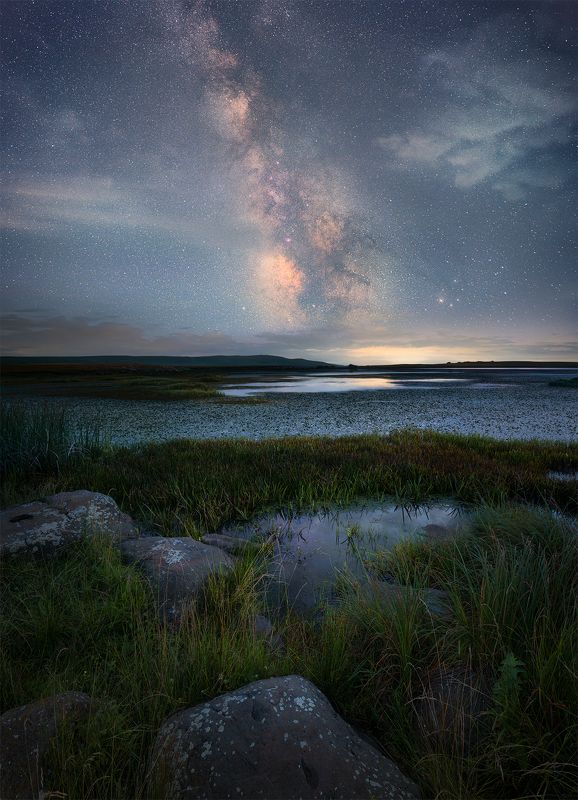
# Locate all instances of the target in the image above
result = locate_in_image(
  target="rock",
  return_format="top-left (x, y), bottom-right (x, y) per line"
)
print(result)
top-left (0, 490), bottom-right (138, 559)
top-left (201, 533), bottom-right (254, 555)
top-left (412, 664), bottom-right (491, 752)
top-left (148, 674), bottom-right (420, 800)
top-left (253, 613), bottom-right (274, 637)
top-left (0, 691), bottom-right (94, 800)
top-left (421, 523), bottom-right (459, 542)
top-left (120, 537), bottom-right (235, 624)
top-left (252, 614), bottom-right (284, 652)
top-left (359, 580), bottom-right (452, 619)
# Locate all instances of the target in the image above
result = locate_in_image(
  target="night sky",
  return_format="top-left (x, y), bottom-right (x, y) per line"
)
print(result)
top-left (1, 0), bottom-right (576, 362)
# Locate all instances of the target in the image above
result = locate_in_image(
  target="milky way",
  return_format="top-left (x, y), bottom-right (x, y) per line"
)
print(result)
top-left (1, 0), bottom-right (576, 361)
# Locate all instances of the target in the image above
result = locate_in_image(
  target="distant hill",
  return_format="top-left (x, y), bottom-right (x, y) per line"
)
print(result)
top-left (360, 361), bottom-right (577, 369)
top-left (2, 356), bottom-right (575, 370)
top-left (1, 354), bottom-right (335, 369)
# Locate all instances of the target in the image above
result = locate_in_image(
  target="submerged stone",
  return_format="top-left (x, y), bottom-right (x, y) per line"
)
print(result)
top-left (360, 580), bottom-right (453, 619)
top-left (148, 674), bottom-right (420, 799)
top-left (0, 490), bottom-right (138, 558)
top-left (252, 614), bottom-right (284, 651)
top-left (420, 523), bottom-right (461, 543)
top-left (201, 533), bottom-right (255, 554)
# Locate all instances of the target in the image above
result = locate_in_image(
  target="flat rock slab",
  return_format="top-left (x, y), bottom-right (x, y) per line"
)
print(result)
top-left (0, 490), bottom-right (138, 558)
top-left (149, 674), bottom-right (420, 800)
top-left (0, 691), bottom-right (94, 800)
top-left (120, 537), bottom-right (235, 624)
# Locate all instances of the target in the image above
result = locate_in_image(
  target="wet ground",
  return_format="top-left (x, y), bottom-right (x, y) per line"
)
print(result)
top-left (221, 503), bottom-right (465, 617)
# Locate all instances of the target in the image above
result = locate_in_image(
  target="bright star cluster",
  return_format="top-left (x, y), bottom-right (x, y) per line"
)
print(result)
top-left (1, 0), bottom-right (576, 362)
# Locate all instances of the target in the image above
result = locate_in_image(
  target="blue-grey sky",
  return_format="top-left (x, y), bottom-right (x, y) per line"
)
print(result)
top-left (1, 0), bottom-right (576, 362)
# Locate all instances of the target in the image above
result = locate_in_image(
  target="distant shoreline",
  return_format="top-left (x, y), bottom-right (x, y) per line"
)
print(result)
top-left (1, 354), bottom-right (576, 371)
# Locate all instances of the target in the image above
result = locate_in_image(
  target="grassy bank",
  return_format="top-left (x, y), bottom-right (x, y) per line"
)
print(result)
top-left (1, 404), bottom-right (577, 799)
top-left (0, 362), bottom-right (267, 401)
top-left (1, 405), bottom-right (577, 520)
top-left (549, 377), bottom-right (578, 388)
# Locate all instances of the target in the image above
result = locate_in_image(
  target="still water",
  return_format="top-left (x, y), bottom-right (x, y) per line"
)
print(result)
top-left (222, 372), bottom-right (469, 396)
top-left (221, 502), bottom-right (464, 617)
top-left (7, 368), bottom-right (577, 444)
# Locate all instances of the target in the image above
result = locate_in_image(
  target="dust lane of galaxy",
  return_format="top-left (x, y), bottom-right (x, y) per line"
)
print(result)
top-left (1, 0), bottom-right (576, 362)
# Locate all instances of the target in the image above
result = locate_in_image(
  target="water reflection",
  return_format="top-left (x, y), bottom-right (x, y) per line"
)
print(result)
top-left (221, 502), bottom-right (465, 616)
top-left (223, 374), bottom-right (468, 396)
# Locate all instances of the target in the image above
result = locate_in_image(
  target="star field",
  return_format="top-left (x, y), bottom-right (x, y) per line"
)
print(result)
top-left (1, 0), bottom-right (576, 362)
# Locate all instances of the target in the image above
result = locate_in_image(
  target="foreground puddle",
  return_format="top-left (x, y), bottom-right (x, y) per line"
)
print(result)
top-left (221, 503), bottom-right (466, 617)
top-left (547, 470), bottom-right (578, 481)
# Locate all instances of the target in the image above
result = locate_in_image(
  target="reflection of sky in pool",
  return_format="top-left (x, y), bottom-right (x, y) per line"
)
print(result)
top-left (223, 375), bottom-right (469, 396)
top-left (222, 503), bottom-right (465, 617)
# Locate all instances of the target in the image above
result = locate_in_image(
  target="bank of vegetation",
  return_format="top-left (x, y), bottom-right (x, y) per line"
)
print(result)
top-left (1, 404), bottom-right (577, 799)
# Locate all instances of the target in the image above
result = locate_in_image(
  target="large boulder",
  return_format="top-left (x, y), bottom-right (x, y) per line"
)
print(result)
top-left (0, 490), bottom-right (138, 558)
top-left (0, 691), bottom-right (94, 800)
top-left (120, 537), bottom-right (235, 624)
top-left (148, 674), bottom-right (420, 799)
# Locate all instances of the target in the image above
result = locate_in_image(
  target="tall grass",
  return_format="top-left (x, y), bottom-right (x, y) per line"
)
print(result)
top-left (1, 507), bottom-right (576, 799)
top-left (0, 402), bottom-right (107, 475)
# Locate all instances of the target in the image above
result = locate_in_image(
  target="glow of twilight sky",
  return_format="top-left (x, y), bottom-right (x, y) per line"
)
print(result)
top-left (1, 0), bottom-right (576, 363)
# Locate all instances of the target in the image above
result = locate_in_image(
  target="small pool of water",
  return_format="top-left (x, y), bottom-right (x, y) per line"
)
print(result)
top-left (222, 503), bottom-right (466, 616)
top-left (548, 470), bottom-right (578, 481)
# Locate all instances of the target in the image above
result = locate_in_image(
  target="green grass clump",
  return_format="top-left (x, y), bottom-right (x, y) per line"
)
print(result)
top-left (1, 508), bottom-right (576, 799)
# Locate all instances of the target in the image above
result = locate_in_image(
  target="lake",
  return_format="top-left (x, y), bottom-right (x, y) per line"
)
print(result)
top-left (7, 367), bottom-right (577, 444)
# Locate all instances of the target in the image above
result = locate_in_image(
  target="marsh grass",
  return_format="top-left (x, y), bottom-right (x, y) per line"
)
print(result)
top-left (1, 364), bottom-right (226, 401)
top-left (549, 377), bottom-right (578, 388)
top-left (1, 408), bottom-right (576, 517)
top-left (0, 402), bottom-right (108, 475)
top-left (1, 405), bottom-right (577, 798)
top-left (1, 507), bottom-right (576, 799)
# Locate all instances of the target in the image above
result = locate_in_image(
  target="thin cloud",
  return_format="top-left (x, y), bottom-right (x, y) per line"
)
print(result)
top-left (377, 17), bottom-right (575, 198)
top-left (3, 312), bottom-right (574, 363)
